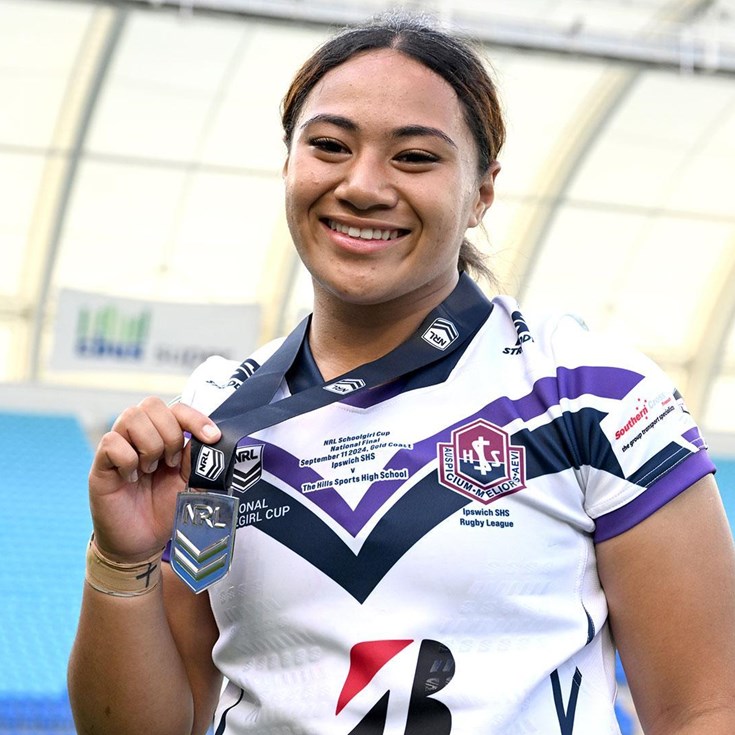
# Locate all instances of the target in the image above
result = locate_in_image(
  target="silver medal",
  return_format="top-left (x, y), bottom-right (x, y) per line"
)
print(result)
top-left (171, 489), bottom-right (237, 594)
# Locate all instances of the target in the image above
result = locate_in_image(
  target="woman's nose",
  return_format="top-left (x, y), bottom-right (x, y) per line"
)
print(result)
top-left (333, 154), bottom-right (398, 210)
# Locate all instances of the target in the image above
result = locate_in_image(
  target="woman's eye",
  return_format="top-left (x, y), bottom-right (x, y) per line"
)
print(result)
top-left (395, 150), bottom-right (440, 165)
top-left (310, 137), bottom-right (347, 154)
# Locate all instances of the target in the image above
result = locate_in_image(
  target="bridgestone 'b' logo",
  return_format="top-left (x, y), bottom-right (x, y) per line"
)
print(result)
top-left (422, 318), bottom-right (458, 351)
top-left (334, 639), bottom-right (582, 734)
top-left (337, 639), bottom-right (454, 734)
top-left (194, 445), bottom-right (225, 481)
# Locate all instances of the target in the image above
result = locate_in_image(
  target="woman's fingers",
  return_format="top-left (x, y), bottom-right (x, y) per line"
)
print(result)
top-left (169, 401), bottom-right (221, 447)
top-left (92, 429), bottom-right (142, 486)
top-left (92, 398), bottom-right (221, 489)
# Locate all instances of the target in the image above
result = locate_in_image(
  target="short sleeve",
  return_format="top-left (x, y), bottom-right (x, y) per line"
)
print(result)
top-left (545, 314), bottom-right (715, 542)
top-left (178, 337), bottom-right (284, 415)
top-left (179, 355), bottom-right (241, 413)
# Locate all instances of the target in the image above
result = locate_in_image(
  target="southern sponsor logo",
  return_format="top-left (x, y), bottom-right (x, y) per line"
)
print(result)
top-left (324, 378), bottom-right (366, 395)
top-left (616, 392), bottom-right (680, 453)
top-left (194, 445), bottom-right (225, 481)
top-left (614, 390), bottom-right (683, 453)
top-left (437, 419), bottom-right (526, 504)
top-left (231, 444), bottom-right (263, 495)
top-left (421, 318), bottom-right (459, 350)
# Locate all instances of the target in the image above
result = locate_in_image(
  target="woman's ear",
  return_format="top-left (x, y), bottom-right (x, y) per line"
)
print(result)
top-left (468, 160), bottom-right (501, 228)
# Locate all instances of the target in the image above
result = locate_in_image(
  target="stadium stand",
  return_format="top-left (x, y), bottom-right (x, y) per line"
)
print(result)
top-left (0, 411), bottom-right (92, 735)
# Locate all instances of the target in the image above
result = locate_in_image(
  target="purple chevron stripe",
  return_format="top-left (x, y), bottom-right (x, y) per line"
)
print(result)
top-left (237, 439), bottom-right (436, 536)
top-left (238, 365), bottom-right (646, 536)
top-left (555, 365), bottom-right (644, 400)
top-left (331, 365), bottom-right (642, 412)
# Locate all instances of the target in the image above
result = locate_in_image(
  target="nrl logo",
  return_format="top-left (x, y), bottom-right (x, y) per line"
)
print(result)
top-left (194, 445), bottom-right (225, 481)
top-left (171, 492), bottom-right (236, 594)
top-left (422, 318), bottom-right (458, 351)
top-left (437, 419), bottom-right (526, 504)
top-left (324, 378), bottom-right (366, 395)
top-left (231, 444), bottom-right (263, 495)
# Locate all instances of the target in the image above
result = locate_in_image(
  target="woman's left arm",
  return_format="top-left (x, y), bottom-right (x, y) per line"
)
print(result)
top-left (596, 473), bottom-right (735, 734)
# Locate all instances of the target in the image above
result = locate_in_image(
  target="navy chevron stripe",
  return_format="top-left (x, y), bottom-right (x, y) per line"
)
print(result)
top-left (241, 410), bottom-right (618, 603)
top-left (233, 368), bottom-right (644, 601)
top-left (241, 407), bottom-right (631, 602)
top-left (512, 408), bottom-right (622, 480)
top-left (241, 475), bottom-right (470, 603)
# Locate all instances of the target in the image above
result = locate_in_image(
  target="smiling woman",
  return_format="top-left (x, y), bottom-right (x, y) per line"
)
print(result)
top-left (281, 17), bottom-right (505, 292)
top-left (282, 47), bottom-right (498, 365)
top-left (67, 11), bottom-right (735, 735)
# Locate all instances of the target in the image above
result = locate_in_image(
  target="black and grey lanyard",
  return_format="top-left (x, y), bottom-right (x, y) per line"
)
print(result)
top-left (171, 273), bottom-right (492, 592)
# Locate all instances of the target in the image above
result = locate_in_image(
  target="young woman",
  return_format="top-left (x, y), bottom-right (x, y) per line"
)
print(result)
top-left (68, 13), bottom-right (735, 735)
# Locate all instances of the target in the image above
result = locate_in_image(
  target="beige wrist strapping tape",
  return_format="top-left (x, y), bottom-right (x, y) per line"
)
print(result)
top-left (85, 538), bottom-right (164, 597)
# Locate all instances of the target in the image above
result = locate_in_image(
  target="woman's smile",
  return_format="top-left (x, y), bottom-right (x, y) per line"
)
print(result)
top-left (324, 218), bottom-right (407, 242)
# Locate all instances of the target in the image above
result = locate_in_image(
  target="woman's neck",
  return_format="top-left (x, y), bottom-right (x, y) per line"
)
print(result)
top-left (308, 281), bottom-right (457, 381)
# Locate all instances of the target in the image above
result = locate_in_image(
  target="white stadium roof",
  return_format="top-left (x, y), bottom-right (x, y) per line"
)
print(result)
top-left (1, 0), bottom-right (734, 453)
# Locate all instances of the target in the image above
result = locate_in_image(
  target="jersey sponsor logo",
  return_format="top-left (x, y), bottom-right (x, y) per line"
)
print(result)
top-left (502, 310), bottom-right (534, 355)
top-left (437, 419), bottom-right (526, 504)
top-left (614, 389), bottom-right (683, 442)
top-left (324, 378), bottom-right (367, 395)
top-left (231, 444), bottom-right (263, 495)
top-left (422, 318), bottom-right (459, 351)
top-left (337, 639), bottom-right (454, 734)
top-left (194, 445), bottom-right (225, 481)
top-left (614, 392), bottom-right (681, 453)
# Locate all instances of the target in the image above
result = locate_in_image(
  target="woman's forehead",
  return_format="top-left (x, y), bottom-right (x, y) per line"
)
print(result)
top-left (297, 49), bottom-right (468, 137)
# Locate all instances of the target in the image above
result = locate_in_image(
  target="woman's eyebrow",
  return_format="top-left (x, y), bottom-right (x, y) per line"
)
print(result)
top-left (300, 113), bottom-right (357, 132)
top-left (300, 114), bottom-right (456, 148)
top-left (392, 125), bottom-right (457, 149)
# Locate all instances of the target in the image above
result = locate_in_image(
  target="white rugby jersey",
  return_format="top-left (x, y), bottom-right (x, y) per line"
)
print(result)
top-left (179, 294), bottom-right (713, 735)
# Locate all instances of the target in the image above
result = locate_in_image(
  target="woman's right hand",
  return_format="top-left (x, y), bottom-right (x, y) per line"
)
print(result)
top-left (88, 396), bottom-right (222, 563)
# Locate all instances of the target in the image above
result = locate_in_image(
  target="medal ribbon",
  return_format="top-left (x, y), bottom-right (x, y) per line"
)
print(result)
top-left (189, 273), bottom-right (493, 494)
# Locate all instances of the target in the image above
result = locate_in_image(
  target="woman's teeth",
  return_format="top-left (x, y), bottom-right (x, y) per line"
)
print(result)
top-left (328, 220), bottom-right (401, 241)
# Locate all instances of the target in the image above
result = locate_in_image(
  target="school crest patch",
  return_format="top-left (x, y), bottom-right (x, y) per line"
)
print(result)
top-left (437, 419), bottom-right (526, 504)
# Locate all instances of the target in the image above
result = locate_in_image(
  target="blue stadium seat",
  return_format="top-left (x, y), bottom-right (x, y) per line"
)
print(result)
top-left (0, 411), bottom-right (93, 733)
